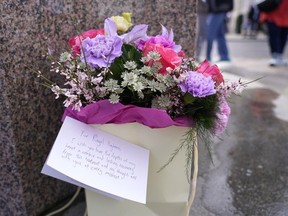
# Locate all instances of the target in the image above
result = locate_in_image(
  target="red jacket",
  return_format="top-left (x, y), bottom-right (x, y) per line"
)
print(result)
top-left (260, 0), bottom-right (288, 27)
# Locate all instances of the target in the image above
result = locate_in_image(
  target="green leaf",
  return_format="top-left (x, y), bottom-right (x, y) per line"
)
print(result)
top-left (183, 92), bottom-right (196, 104)
top-left (109, 44), bottom-right (143, 81)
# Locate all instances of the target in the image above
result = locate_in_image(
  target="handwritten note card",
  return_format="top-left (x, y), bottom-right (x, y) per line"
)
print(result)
top-left (42, 117), bottom-right (150, 204)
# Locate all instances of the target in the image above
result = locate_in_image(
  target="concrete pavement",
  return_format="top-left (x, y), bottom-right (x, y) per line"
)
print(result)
top-left (190, 34), bottom-right (288, 216)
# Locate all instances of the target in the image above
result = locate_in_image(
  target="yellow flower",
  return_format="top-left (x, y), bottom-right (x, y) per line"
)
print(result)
top-left (122, 12), bottom-right (132, 24)
top-left (111, 12), bottom-right (132, 33)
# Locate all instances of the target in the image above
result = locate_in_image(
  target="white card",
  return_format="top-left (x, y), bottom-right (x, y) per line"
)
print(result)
top-left (41, 117), bottom-right (150, 204)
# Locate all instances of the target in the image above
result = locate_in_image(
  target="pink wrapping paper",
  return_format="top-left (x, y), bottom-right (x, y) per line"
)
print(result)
top-left (62, 100), bottom-right (193, 128)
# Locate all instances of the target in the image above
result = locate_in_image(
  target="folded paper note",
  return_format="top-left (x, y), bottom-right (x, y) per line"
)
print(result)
top-left (41, 117), bottom-right (150, 204)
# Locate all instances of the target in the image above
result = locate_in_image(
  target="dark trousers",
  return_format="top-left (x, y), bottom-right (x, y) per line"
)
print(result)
top-left (206, 13), bottom-right (229, 61)
top-left (266, 21), bottom-right (288, 56)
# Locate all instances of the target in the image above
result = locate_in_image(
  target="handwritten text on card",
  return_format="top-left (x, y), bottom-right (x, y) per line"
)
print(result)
top-left (45, 117), bottom-right (149, 204)
top-left (62, 129), bottom-right (138, 181)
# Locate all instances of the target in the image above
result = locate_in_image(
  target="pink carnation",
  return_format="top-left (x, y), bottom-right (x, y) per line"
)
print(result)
top-left (143, 43), bottom-right (182, 75)
top-left (196, 60), bottom-right (224, 85)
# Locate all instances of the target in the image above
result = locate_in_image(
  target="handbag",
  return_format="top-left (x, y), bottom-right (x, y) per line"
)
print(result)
top-left (257, 0), bottom-right (282, 12)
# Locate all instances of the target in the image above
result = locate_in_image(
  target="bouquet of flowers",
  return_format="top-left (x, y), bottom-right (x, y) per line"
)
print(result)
top-left (37, 12), bottom-right (246, 178)
top-left (35, 12), bottom-right (251, 214)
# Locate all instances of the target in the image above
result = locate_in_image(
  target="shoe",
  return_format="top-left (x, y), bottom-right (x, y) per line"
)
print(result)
top-left (215, 58), bottom-right (231, 63)
top-left (269, 58), bottom-right (288, 67)
top-left (269, 58), bottom-right (278, 67)
top-left (280, 59), bottom-right (288, 66)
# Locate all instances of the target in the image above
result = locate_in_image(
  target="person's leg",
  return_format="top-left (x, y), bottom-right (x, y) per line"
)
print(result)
top-left (196, 14), bottom-right (208, 61)
top-left (279, 26), bottom-right (288, 55)
top-left (276, 27), bottom-right (288, 65)
top-left (266, 21), bottom-right (280, 57)
top-left (206, 13), bottom-right (222, 61)
top-left (216, 13), bottom-right (230, 61)
top-left (266, 22), bottom-right (280, 66)
top-left (266, 21), bottom-right (286, 66)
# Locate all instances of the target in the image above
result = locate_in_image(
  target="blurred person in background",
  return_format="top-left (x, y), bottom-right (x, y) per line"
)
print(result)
top-left (196, 0), bottom-right (209, 62)
top-left (206, 0), bottom-right (234, 62)
top-left (246, 3), bottom-right (260, 38)
top-left (259, 0), bottom-right (288, 67)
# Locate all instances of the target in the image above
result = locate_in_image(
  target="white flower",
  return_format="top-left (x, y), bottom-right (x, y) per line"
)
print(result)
top-left (51, 85), bottom-right (62, 99)
top-left (173, 72), bottom-right (187, 84)
top-left (147, 80), bottom-right (166, 92)
top-left (152, 95), bottom-right (171, 109)
top-left (121, 72), bottom-right (138, 87)
top-left (147, 51), bottom-right (160, 61)
top-left (152, 62), bottom-right (162, 70)
top-left (59, 52), bottom-right (72, 62)
top-left (109, 94), bottom-right (120, 103)
top-left (63, 94), bottom-right (78, 109)
top-left (95, 86), bottom-right (108, 97)
top-left (124, 61), bottom-right (137, 70)
top-left (133, 82), bottom-right (144, 92)
top-left (148, 80), bottom-right (159, 92)
top-left (91, 76), bottom-right (103, 85)
top-left (137, 91), bottom-right (144, 99)
top-left (166, 67), bottom-right (173, 74)
top-left (216, 80), bottom-right (245, 97)
top-left (131, 69), bottom-right (141, 75)
top-left (83, 89), bottom-right (94, 101)
top-left (156, 82), bottom-right (167, 92)
top-left (140, 65), bottom-right (152, 75)
top-left (74, 100), bottom-right (83, 111)
top-left (104, 79), bottom-right (121, 92)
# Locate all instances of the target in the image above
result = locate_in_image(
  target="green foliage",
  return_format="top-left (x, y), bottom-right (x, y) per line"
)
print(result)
top-left (184, 94), bottom-right (219, 130)
top-left (109, 44), bottom-right (143, 81)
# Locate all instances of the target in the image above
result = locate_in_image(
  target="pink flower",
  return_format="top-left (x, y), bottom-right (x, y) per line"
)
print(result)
top-left (143, 43), bottom-right (182, 75)
top-left (213, 98), bottom-right (231, 136)
top-left (177, 50), bottom-right (186, 58)
top-left (196, 60), bottom-right (224, 85)
top-left (68, 29), bottom-right (105, 55)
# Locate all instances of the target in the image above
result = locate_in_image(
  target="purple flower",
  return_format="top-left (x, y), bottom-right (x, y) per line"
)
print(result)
top-left (104, 18), bottom-right (148, 48)
top-left (179, 71), bottom-right (216, 97)
top-left (80, 35), bottom-right (123, 68)
top-left (138, 24), bottom-right (181, 52)
top-left (122, 24), bottom-right (148, 44)
top-left (213, 98), bottom-right (231, 136)
top-left (104, 18), bottom-right (118, 37)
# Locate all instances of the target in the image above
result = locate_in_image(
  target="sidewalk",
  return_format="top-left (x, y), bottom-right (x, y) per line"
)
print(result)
top-left (222, 33), bottom-right (288, 122)
top-left (190, 33), bottom-right (288, 216)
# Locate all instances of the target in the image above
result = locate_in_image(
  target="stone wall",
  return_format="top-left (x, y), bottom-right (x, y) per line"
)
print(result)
top-left (0, 0), bottom-right (197, 215)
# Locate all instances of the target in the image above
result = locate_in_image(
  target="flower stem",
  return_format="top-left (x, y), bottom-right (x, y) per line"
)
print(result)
top-left (185, 131), bottom-right (198, 216)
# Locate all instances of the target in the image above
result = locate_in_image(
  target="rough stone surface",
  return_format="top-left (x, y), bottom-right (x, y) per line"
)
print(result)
top-left (0, 1), bottom-right (197, 215)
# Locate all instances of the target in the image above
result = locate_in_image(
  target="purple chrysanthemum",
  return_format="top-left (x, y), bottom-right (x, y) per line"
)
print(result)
top-left (80, 35), bottom-right (123, 68)
top-left (179, 71), bottom-right (216, 97)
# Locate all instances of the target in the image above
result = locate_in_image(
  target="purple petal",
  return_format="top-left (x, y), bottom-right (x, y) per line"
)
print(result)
top-left (161, 24), bottom-right (168, 36)
top-left (104, 18), bottom-right (117, 37)
top-left (122, 24), bottom-right (148, 44)
top-left (168, 29), bottom-right (174, 41)
top-left (161, 24), bottom-right (174, 42)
